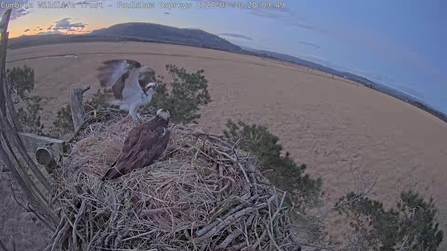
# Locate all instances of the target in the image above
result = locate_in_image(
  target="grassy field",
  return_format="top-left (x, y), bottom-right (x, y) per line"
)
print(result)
top-left (4, 42), bottom-right (447, 248)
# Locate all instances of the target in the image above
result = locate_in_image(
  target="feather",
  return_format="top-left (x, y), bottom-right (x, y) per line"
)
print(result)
top-left (138, 66), bottom-right (156, 89)
top-left (102, 116), bottom-right (170, 180)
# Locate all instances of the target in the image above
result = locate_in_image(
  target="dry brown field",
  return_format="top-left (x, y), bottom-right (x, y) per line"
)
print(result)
top-left (2, 42), bottom-right (447, 249)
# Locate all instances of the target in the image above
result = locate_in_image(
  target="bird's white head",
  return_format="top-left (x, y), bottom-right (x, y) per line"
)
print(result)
top-left (156, 108), bottom-right (170, 122)
top-left (144, 82), bottom-right (158, 94)
top-left (145, 82), bottom-right (158, 89)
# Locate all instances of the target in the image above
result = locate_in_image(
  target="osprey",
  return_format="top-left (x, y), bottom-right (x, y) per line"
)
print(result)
top-left (102, 109), bottom-right (171, 180)
top-left (96, 59), bottom-right (158, 121)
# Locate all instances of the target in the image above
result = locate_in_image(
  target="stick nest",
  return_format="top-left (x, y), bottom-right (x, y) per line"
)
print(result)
top-left (48, 113), bottom-right (298, 251)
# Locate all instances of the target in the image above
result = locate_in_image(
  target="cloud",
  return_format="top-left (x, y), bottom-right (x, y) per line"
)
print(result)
top-left (47, 26), bottom-right (52, 30)
top-left (297, 41), bottom-right (320, 49)
top-left (53, 18), bottom-right (87, 31)
top-left (247, 6), bottom-right (316, 31)
top-left (322, 23), bottom-right (444, 83)
top-left (249, 6), bottom-right (443, 83)
top-left (0, 1), bottom-right (30, 21)
top-left (247, 3), bottom-right (291, 13)
top-left (188, 0), bottom-right (309, 33)
top-left (189, 0), bottom-right (294, 17)
top-left (37, 30), bottom-right (62, 35)
top-left (387, 82), bottom-right (426, 99)
top-left (352, 69), bottom-right (388, 82)
top-left (23, 28), bottom-right (29, 32)
top-left (296, 9), bottom-right (443, 83)
top-left (302, 54), bottom-right (327, 63)
top-left (248, 10), bottom-right (281, 19)
top-left (164, 11), bottom-right (170, 14)
top-left (218, 33), bottom-right (252, 40)
top-left (349, 70), bottom-right (427, 101)
top-left (286, 20), bottom-right (315, 30)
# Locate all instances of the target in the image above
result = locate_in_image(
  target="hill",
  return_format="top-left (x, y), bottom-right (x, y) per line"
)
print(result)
top-left (9, 22), bottom-right (242, 52)
top-left (91, 22), bottom-right (242, 52)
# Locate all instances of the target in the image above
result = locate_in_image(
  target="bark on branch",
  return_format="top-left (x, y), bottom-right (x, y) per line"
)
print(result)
top-left (70, 86), bottom-right (90, 131)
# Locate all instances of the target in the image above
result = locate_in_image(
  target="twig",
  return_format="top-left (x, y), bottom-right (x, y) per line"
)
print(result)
top-left (266, 222), bottom-right (283, 251)
top-left (139, 207), bottom-right (182, 217)
top-left (291, 242), bottom-right (337, 251)
top-left (0, 237), bottom-right (11, 251)
top-left (72, 200), bottom-right (86, 248)
top-left (51, 221), bottom-right (69, 251)
top-left (271, 192), bottom-right (287, 223)
top-left (49, 189), bottom-right (68, 206)
top-left (217, 229), bottom-right (242, 249)
top-left (121, 230), bottom-right (156, 242)
top-left (251, 228), bottom-right (268, 250)
top-left (50, 116), bottom-right (299, 250)
top-left (190, 132), bottom-right (224, 139)
top-left (198, 204), bottom-right (267, 240)
top-left (230, 242), bottom-right (247, 250)
top-left (209, 180), bottom-right (231, 194)
top-left (399, 235), bottom-right (409, 251)
top-left (9, 236), bottom-right (15, 251)
top-left (86, 230), bottom-right (101, 251)
top-left (65, 116), bottom-right (93, 144)
top-left (81, 86), bottom-right (91, 94)
top-left (214, 149), bottom-right (251, 184)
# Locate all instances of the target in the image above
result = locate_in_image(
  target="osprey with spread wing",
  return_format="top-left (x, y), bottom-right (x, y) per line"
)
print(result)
top-left (102, 109), bottom-right (171, 180)
top-left (96, 59), bottom-right (158, 121)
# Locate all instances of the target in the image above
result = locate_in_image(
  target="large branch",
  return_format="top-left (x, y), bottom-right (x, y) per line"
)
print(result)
top-left (70, 86), bottom-right (90, 131)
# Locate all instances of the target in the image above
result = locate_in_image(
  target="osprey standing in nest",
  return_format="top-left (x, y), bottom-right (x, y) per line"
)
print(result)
top-left (102, 109), bottom-right (171, 180)
top-left (96, 59), bottom-right (158, 121)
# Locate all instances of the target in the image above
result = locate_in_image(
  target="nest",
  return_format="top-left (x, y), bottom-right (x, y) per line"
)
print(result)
top-left (47, 114), bottom-right (298, 251)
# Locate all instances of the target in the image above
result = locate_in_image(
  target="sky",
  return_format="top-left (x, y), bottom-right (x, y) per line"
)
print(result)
top-left (1, 0), bottom-right (446, 113)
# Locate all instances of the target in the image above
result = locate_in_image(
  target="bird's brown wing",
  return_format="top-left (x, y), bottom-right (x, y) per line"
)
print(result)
top-left (102, 126), bottom-right (143, 180)
top-left (102, 125), bottom-right (170, 180)
top-left (116, 119), bottom-right (163, 161)
top-left (138, 66), bottom-right (156, 88)
top-left (118, 126), bottom-right (170, 170)
top-left (96, 59), bottom-right (141, 100)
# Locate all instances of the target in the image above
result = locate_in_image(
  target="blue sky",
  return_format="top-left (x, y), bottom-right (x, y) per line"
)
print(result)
top-left (1, 0), bottom-right (446, 113)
